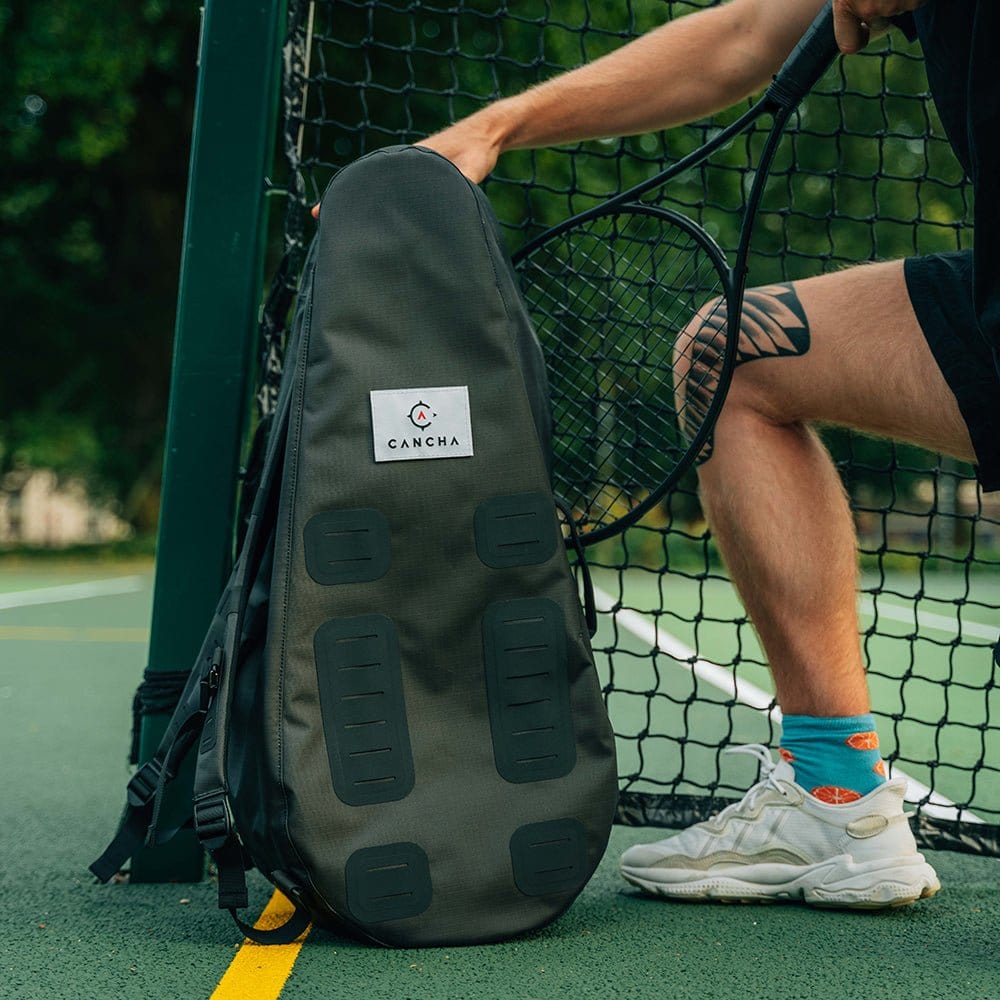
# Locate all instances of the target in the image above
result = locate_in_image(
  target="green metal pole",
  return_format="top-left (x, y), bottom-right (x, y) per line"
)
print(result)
top-left (131, 0), bottom-right (286, 883)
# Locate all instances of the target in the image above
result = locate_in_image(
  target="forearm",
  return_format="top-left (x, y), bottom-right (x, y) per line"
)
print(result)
top-left (469, 0), bottom-right (815, 155)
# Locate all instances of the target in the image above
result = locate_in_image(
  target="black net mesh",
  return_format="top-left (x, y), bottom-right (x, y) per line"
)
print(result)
top-left (263, 0), bottom-right (1000, 855)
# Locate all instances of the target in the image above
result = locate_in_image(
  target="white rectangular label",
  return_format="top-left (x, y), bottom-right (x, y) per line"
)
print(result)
top-left (370, 386), bottom-right (474, 463)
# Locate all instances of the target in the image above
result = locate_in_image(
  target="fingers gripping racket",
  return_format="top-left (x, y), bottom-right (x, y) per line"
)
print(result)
top-left (513, 2), bottom-right (839, 544)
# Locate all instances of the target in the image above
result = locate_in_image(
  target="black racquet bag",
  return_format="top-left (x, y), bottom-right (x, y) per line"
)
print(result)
top-left (91, 145), bottom-right (618, 947)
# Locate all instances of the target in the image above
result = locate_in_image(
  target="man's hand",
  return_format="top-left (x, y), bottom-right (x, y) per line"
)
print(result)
top-left (832, 0), bottom-right (924, 55)
top-left (415, 114), bottom-right (506, 185)
top-left (310, 107), bottom-right (508, 217)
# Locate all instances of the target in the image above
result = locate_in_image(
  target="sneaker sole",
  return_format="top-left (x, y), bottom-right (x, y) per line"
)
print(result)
top-left (620, 856), bottom-right (941, 910)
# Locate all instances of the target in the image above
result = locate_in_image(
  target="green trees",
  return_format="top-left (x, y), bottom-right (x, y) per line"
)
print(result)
top-left (0, 1), bottom-right (198, 530)
top-left (1, 1), bottom-right (973, 536)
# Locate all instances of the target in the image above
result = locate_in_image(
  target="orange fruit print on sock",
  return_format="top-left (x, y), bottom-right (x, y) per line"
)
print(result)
top-left (779, 748), bottom-right (795, 762)
top-left (873, 760), bottom-right (887, 777)
top-left (845, 731), bottom-right (880, 751)
top-left (811, 786), bottom-right (863, 804)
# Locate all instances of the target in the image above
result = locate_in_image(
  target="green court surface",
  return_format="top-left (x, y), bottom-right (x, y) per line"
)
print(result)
top-left (591, 566), bottom-right (1000, 822)
top-left (2, 563), bottom-right (999, 1000)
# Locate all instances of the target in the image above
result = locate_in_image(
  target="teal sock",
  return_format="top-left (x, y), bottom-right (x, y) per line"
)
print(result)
top-left (779, 714), bottom-right (886, 803)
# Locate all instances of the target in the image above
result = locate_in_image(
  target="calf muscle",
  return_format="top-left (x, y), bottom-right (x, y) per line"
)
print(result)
top-left (688, 259), bottom-right (973, 715)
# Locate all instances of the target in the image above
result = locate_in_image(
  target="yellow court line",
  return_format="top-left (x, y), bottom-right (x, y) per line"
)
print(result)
top-left (210, 890), bottom-right (312, 1000)
top-left (0, 625), bottom-right (150, 643)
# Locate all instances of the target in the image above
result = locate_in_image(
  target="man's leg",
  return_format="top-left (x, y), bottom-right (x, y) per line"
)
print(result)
top-left (620, 259), bottom-right (971, 906)
top-left (696, 260), bottom-right (974, 716)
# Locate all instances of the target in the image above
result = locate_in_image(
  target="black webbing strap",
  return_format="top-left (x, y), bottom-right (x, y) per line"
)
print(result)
top-left (89, 691), bottom-right (208, 882)
top-left (235, 412), bottom-right (273, 552)
top-left (229, 904), bottom-right (312, 946)
top-left (213, 838), bottom-right (249, 910)
top-left (214, 837), bottom-right (311, 945)
top-left (145, 705), bottom-right (210, 845)
top-left (93, 498), bottom-right (254, 884)
top-left (89, 794), bottom-right (155, 883)
top-left (90, 628), bottom-right (225, 882)
top-left (192, 612), bottom-right (245, 916)
top-left (89, 753), bottom-right (165, 882)
top-left (192, 611), bottom-right (240, 843)
top-left (92, 247), bottom-right (313, 889)
top-left (193, 264), bottom-right (314, 914)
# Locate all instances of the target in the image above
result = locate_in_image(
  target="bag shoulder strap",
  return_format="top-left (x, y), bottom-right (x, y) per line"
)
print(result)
top-left (192, 242), bottom-right (316, 919)
top-left (90, 244), bottom-right (316, 885)
top-left (89, 621), bottom-right (224, 881)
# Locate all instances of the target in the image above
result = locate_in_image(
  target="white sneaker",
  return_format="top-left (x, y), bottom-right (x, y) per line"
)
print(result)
top-left (619, 745), bottom-right (941, 909)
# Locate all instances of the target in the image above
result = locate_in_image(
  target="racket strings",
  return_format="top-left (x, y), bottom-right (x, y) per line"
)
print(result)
top-left (518, 209), bottom-right (730, 533)
top-left (571, 236), bottom-right (726, 438)
top-left (529, 233), bottom-right (715, 434)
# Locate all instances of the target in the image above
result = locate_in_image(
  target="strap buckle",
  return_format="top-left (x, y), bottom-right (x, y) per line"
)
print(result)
top-left (193, 790), bottom-right (233, 851)
top-left (126, 759), bottom-right (163, 808)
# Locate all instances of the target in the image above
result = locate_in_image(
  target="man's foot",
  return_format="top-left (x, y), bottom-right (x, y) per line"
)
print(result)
top-left (619, 745), bottom-right (941, 909)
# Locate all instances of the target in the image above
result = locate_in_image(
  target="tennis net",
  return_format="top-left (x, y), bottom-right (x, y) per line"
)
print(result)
top-left (261, 0), bottom-right (1000, 855)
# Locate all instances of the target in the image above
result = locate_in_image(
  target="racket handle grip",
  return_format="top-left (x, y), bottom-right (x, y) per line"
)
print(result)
top-left (766, 1), bottom-right (839, 110)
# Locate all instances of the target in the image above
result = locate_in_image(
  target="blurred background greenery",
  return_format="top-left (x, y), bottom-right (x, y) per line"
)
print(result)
top-left (0, 0), bottom-right (980, 553)
top-left (1, 1), bottom-right (199, 540)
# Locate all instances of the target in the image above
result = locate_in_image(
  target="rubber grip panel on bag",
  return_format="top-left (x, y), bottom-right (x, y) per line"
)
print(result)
top-left (482, 599), bottom-right (576, 783)
top-left (474, 492), bottom-right (558, 569)
top-left (314, 614), bottom-right (414, 806)
top-left (304, 508), bottom-right (391, 585)
top-left (345, 843), bottom-right (432, 924)
top-left (509, 818), bottom-right (589, 897)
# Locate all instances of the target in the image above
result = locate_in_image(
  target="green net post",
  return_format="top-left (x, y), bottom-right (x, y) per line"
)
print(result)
top-left (130, 0), bottom-right (285, 883)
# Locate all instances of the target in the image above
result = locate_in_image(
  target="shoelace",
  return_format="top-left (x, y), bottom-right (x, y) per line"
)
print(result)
top-left (704, 744), bottom-right (788, 829)
top-left (724, 743), bottom-right (780, 779)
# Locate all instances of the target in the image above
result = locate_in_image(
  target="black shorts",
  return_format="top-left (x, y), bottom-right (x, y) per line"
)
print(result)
top-left (904, 250), bottom-right (1000, 491)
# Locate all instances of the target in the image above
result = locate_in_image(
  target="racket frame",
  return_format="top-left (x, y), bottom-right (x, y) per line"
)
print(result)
top-left (513, 2), bottom-right (838, 541)
top-left (514, 102), bottom-right (795, 543)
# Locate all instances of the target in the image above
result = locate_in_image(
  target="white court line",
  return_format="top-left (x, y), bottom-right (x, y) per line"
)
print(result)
top-left (595, 585), bottom-right (985, 825)
top-left (0, 576), bottom-right (145, 611)
top-left (859, 596), bottom-right (999, 641)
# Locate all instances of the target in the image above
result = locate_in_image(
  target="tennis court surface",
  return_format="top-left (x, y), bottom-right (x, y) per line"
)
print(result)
top-left (2, 563), bottom-right (998, 1000)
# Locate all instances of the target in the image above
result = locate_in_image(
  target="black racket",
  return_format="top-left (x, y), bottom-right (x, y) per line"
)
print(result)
top-left (513, 2), bottom-right (839, 544)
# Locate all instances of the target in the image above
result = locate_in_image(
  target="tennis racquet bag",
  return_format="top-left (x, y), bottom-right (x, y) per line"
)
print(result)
top-left (92, 145), bottom-right (618, 948)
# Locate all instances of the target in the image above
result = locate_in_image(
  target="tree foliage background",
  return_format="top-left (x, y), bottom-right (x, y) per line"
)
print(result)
top-left (0, 0), bottom-right (974, 537)
top-left (0, 1), bottom-right (199, 531)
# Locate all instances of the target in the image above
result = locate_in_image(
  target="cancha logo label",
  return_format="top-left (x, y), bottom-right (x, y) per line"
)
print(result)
top-left (370, 386), bottom-right (474, 463)
top-left (408, 401), bottom-right (434, 429)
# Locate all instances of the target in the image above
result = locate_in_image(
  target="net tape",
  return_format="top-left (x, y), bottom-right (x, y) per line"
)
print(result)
top-left (261, 0), bottom-right (1000, 855)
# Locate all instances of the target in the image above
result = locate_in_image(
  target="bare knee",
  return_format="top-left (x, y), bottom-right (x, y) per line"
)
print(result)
top-left (673, 295), bottom-right (728, 434)
top-left (676, 283), bottom-right (811, 433)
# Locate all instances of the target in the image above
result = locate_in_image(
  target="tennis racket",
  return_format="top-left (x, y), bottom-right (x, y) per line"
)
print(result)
top-left (513, 2), bottom-right (839, 545)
